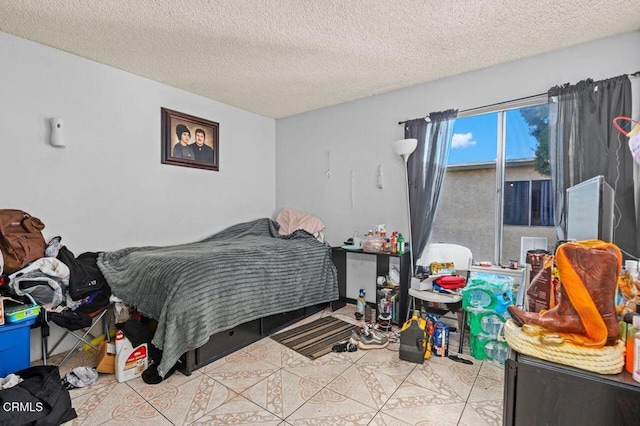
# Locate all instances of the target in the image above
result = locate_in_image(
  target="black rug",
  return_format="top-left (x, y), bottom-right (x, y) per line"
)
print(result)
top-left (270, 316), bottom-right (357, 359)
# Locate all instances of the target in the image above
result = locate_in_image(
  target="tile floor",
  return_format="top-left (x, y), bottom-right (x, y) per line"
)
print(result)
top-left (47, 305), bottom-right (504, 425)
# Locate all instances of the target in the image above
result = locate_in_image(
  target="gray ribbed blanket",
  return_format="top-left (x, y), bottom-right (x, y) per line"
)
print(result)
top-left (97, 218), bottom-right (338, 377)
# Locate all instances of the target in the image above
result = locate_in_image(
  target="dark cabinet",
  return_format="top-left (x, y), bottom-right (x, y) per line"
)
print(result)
top-left (503, 349), bottom-right (640, 426)
top-left (330, 247), bottom-right (411, 325)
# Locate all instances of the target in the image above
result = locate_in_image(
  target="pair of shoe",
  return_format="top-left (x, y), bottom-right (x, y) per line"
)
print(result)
top-left (332, 341), bottom-right (358, 353)
top-left (349, 327), bottom-right (389, 349)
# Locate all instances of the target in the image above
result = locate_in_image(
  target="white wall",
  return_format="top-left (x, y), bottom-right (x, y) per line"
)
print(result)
top-left (0, 32), bottom-right (276, 359)
top-left (1, 32), bottom-right (276, 252)
top-left (276, 31), bottom-right (640, 300)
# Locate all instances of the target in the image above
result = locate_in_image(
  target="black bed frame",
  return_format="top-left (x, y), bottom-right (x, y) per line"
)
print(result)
top-left (176, 302), bottom-right (329, 375)
top-left (175, 248), bottom-right (350, 376)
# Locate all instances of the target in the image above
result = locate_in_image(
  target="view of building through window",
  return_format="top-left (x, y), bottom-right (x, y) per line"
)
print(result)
top-left (504, 179), bottom-right (554, 226)
top-left (430, 103), bottom-right (557, 264)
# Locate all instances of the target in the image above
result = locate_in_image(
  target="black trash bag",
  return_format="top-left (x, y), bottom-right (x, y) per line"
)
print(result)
top-left (0, 365), bottom-right (77, 426)
top-left (56, 247), bottom-right (110, 301)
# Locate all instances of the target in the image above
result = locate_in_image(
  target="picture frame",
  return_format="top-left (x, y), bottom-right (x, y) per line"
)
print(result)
top-left (161, 107), bottom-right (219, 171)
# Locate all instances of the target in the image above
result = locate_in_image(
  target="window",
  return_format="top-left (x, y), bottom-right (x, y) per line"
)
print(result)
top-left (430, 101), bottom-right (556, 264)
top-left (504, 179), bottom-right (554, 226)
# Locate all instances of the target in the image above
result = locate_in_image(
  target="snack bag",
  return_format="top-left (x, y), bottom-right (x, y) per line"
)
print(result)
top-left (429, 262), bottom-right (455, 276)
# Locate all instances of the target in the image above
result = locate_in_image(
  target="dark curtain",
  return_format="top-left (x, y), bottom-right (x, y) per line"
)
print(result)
top-left (405, 109), bottom-right (458, 270)
top-left (504, 181), bottom-right (530, 225)
top-left (549, 74), bottom-right (638, 256)
top-left (633, 75), bottom-right (640, 255)
top-left (537, 180), bottom-right (554, 226)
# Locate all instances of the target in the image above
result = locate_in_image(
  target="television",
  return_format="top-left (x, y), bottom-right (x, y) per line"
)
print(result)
top-left (566, 175), bottom-right (614, 242)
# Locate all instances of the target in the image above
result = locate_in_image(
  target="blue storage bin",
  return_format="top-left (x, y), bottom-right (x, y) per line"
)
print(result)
top-left (0, 318), bottom-right (35, 378)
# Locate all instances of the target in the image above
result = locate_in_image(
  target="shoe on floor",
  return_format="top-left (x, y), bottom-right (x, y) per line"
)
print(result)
top-left (357, 330), bottom-right (389, 349)
top-left (349, 329), bottom-right (364, 345)
top-left (332, 341), bottom-right (358, 353)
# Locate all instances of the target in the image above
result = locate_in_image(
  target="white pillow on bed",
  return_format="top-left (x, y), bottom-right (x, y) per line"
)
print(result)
top-left (276, 208), bottom-right (325, 241)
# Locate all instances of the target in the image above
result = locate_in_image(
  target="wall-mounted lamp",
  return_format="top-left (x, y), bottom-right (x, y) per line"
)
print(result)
top-left (50, 118), bottom-right (65, 148)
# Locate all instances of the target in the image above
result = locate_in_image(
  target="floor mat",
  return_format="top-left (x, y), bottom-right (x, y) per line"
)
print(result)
top-left (270, 316), bottom-right (357, 359)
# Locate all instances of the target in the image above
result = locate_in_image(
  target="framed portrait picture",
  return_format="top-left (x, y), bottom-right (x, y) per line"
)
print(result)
top-left (161, 108), bottom-right (219, 171)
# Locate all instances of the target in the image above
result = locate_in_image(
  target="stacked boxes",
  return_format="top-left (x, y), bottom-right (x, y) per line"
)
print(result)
top-left (462, 273), bottom-right (513, 364)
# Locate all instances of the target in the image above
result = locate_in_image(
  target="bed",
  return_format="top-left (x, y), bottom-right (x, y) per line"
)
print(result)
top-left (97, 217), bottom-right (338, 377)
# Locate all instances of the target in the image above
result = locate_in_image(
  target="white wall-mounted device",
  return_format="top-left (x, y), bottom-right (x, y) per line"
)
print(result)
top-left (50, 118), bottom-right (65, 148)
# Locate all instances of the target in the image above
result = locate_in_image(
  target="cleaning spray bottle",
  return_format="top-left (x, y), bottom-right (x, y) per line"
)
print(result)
top-left (115, 330), bottom-right (149, 383)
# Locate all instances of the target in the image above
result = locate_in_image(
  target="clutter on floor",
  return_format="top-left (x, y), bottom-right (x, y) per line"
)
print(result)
top-left (61, 366), bottom-right (99, 389)
top-left (331, 341), bottom-right (357, 352)
top-left (350, 325), bottom-right (390, 350)
top-left (270, 316), bottom-right (357, 359)
top-left (0, 365), bottom-right (77, 425)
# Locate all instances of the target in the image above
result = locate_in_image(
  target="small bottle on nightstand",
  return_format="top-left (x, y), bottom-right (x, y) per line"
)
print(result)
top-left (390, 232), bottom-right (397, 255)
top-left (353, 229), bottom-right (361, 247)
top-left (397, 233), bottom-right (405, 254)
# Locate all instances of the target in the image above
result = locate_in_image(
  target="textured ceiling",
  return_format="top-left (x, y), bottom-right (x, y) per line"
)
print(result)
top-left (1, 1), bottom-right (639, 118)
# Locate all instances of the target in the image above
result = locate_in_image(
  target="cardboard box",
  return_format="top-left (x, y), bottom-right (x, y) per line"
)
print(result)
top-left (96, 340), bottom-right (116, 374)
top-left (411, 276), bottom-right (435, 291)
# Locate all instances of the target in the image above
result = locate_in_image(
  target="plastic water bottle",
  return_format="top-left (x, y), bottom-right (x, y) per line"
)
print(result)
top-left (397, 233), bottom-right (405, 254)
top-left (356, 289), bottom-right (366, 316)
top-left (485, 340), bottom-right (508, 364)
top-left (464, 289), bottom-right (493, 308)
top-left (480, 313), bottom-right (506, 337)
top-left (353, 229), bottom-right (361, 248)
top-left (390, 232), bottom-right (397, 255)
top-left (625, 260), bottom-right (638, 279)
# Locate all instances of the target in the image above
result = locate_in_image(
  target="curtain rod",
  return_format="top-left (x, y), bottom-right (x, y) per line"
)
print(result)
top-left (398, 71), bottom-right (640, 125)
top-left (398, 92), bottom-right (546, 125)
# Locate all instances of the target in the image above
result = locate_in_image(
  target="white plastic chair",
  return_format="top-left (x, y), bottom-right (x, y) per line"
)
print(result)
top-left (408, 243), bottom-right (472, 354)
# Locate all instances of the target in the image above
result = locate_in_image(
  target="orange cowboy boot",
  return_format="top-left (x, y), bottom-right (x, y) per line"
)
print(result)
top-left (508, 240), bottom-right (621, 347)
